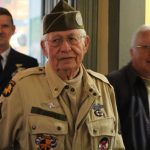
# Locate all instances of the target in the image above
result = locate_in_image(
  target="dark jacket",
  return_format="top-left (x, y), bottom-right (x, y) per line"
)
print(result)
top-left (106, 62), bottom-right (150, 150)
top-left (0, 48), bottom-right (38, 95)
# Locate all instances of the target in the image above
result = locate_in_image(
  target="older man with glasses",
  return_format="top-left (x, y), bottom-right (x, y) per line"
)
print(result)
top-left (107, 24), bottom-right (150, 150)
top-left (0, 0), bottom-right (124, 149)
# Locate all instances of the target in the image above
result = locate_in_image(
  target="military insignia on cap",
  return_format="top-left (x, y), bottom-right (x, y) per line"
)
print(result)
top-left (2, 80), bottom-right (16, 97)
top-left (98, 137), bottom-right (109, 150)
top-left (35, 134), bottom-right (57, 150)
top-left (43, 0), bottom-right (84, 34)
top-left (76, 12), bottom-right (83, 26)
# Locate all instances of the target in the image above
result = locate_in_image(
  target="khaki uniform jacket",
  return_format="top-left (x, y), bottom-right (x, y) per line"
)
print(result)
top-left (0, 63), bottom-right (124, 150)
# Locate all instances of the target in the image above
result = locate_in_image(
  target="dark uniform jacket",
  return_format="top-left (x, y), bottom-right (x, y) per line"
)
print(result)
top-left (107, 62), bottom-right (150, 150)
top-left (0, 48), bottom-right (38, 95)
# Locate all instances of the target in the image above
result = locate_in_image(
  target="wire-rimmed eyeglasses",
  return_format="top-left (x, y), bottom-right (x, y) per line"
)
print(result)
top-left (45, 35), bottom-right (86, 47)
top-left (135, 45), bottom-right (150, 50)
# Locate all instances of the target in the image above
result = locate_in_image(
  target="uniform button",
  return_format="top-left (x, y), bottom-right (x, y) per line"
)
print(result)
top-left (65, 85), bottom-right (69, 89)
top-left (39, 67), bottom-right (43, 71)
top-left (93, 92), bottom-right (97, 96)
top-left (32, 125), bottom-right (36, 130)
top-left (93, 129), bottom-right (97, 134)
top-left (118, 129), bottom-right (122, 134)
top-left (89, 88), bottom-right (93, 92)
top-left (70, 88), bottom-right (75, 92)
top-left (57, 126), bottom-right (61, 131)
top-left (54, 88), bottom-right (58, 91)
top-left (111, 129), bottom-right (114, 133)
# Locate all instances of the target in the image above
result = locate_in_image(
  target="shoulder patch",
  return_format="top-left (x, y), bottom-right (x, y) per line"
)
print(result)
top-left (2, 80), bottom-right (16, 97)
top-left (87, 69), bottom-right (110, 84)
top-left (12, 67), bottom-right (45, 82)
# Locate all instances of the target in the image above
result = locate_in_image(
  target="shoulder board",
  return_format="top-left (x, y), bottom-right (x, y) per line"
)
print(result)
top-left (87, 69), bottom-right (110, 84)
top-left (1, 67), bottom-right (45, 97)
top-left (12, 67), bottom-right (45, 82)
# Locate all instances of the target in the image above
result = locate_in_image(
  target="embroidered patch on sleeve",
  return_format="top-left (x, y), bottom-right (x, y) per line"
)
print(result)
top-left (2, 80), bottom-right (16, 97)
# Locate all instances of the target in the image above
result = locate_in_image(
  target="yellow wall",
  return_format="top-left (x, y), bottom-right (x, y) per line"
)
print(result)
top-left (97, 0), bottom-right (108, 74)
top-left (145, 0), bottom-right (150, 24)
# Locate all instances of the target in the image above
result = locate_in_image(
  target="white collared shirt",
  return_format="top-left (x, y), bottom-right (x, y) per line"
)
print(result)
top-left (1, 48), bottom-right (11, 69)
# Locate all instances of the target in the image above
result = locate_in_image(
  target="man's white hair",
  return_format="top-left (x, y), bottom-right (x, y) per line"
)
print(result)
top-left (130, 24), bottom-right (150, 48)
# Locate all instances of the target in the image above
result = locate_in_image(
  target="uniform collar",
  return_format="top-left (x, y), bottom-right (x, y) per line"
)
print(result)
top-left (45, 62), bottom-right (67, 98)
top-left (0, 47), bottom-right (11, 68)
top-left (45, 62), bottom-right (100, 99)
top-left (1, 47), bottom-right (11, 60)
top-left (81, 64), bottom-right (100, 98)
top-left (126, 62), bottom-right (144, 87)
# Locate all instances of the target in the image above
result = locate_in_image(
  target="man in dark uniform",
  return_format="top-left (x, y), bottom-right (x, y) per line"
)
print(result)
top-left (107, 24), bottom-right (150, 150)
top-left (0, 7), bottom-right (38, 95)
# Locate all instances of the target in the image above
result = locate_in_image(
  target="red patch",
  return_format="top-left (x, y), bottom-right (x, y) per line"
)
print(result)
top-left (98, 137), bottom-right (109, 150)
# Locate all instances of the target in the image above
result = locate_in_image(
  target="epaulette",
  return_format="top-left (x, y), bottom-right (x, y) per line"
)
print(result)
top-left (87, 69), bottom-right (110, 84)
top-left (12, 67), bottom-right (45, 82)
top-left (1, 67), bottom-right (45, 97)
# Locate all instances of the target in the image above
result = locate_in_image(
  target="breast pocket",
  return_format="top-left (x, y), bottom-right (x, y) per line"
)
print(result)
top-left (86, 117), bottom-right (115, 150)
top-left (29, 115), bottom-right (68, 150)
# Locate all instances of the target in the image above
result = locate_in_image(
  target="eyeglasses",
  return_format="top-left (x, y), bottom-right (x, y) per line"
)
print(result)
top-left (135, 45), bottom-right (150, 50)
top-left (46, 35), bottom-right (86, 47)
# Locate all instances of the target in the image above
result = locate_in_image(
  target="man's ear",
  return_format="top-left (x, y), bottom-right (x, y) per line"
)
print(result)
top-left (130, 48), bottom-right (133, 57)
top-left (84, 35), bottom-right (90, 53)
top-left (41, 41), bottom-right (48, 57)
top-left (12, 25), bottom-right (16, 35)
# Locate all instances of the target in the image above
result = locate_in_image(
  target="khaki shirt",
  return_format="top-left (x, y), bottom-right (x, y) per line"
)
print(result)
top-left (0, 63), bottom-right (124, 150)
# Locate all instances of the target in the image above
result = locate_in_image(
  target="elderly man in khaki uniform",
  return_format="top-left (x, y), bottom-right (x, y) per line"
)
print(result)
top-left (0, 0), bottom-right (125, 149)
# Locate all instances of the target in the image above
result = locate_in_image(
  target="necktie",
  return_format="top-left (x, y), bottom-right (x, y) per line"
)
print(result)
top-left (0, 55), bottom-right (3, 75)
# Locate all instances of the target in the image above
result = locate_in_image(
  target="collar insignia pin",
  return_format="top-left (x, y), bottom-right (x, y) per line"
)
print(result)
top-left (48, 102), bottom-right (56, 109)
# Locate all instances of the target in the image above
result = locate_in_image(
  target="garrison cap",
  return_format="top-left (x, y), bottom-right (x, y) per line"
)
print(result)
top-left (43, 0), bottom-right (84, 34)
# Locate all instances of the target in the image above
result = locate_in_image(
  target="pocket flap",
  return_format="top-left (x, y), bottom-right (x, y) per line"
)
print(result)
top-left (87, 117), bottom-right (115, 136)
top-left (29, 115), bottom-right (68, 135)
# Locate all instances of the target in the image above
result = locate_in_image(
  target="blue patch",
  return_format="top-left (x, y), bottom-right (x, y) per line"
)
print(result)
top-left (92, 104), bottom-right (104, 117)
top-left (92, 103), bottom-right (103, 111)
